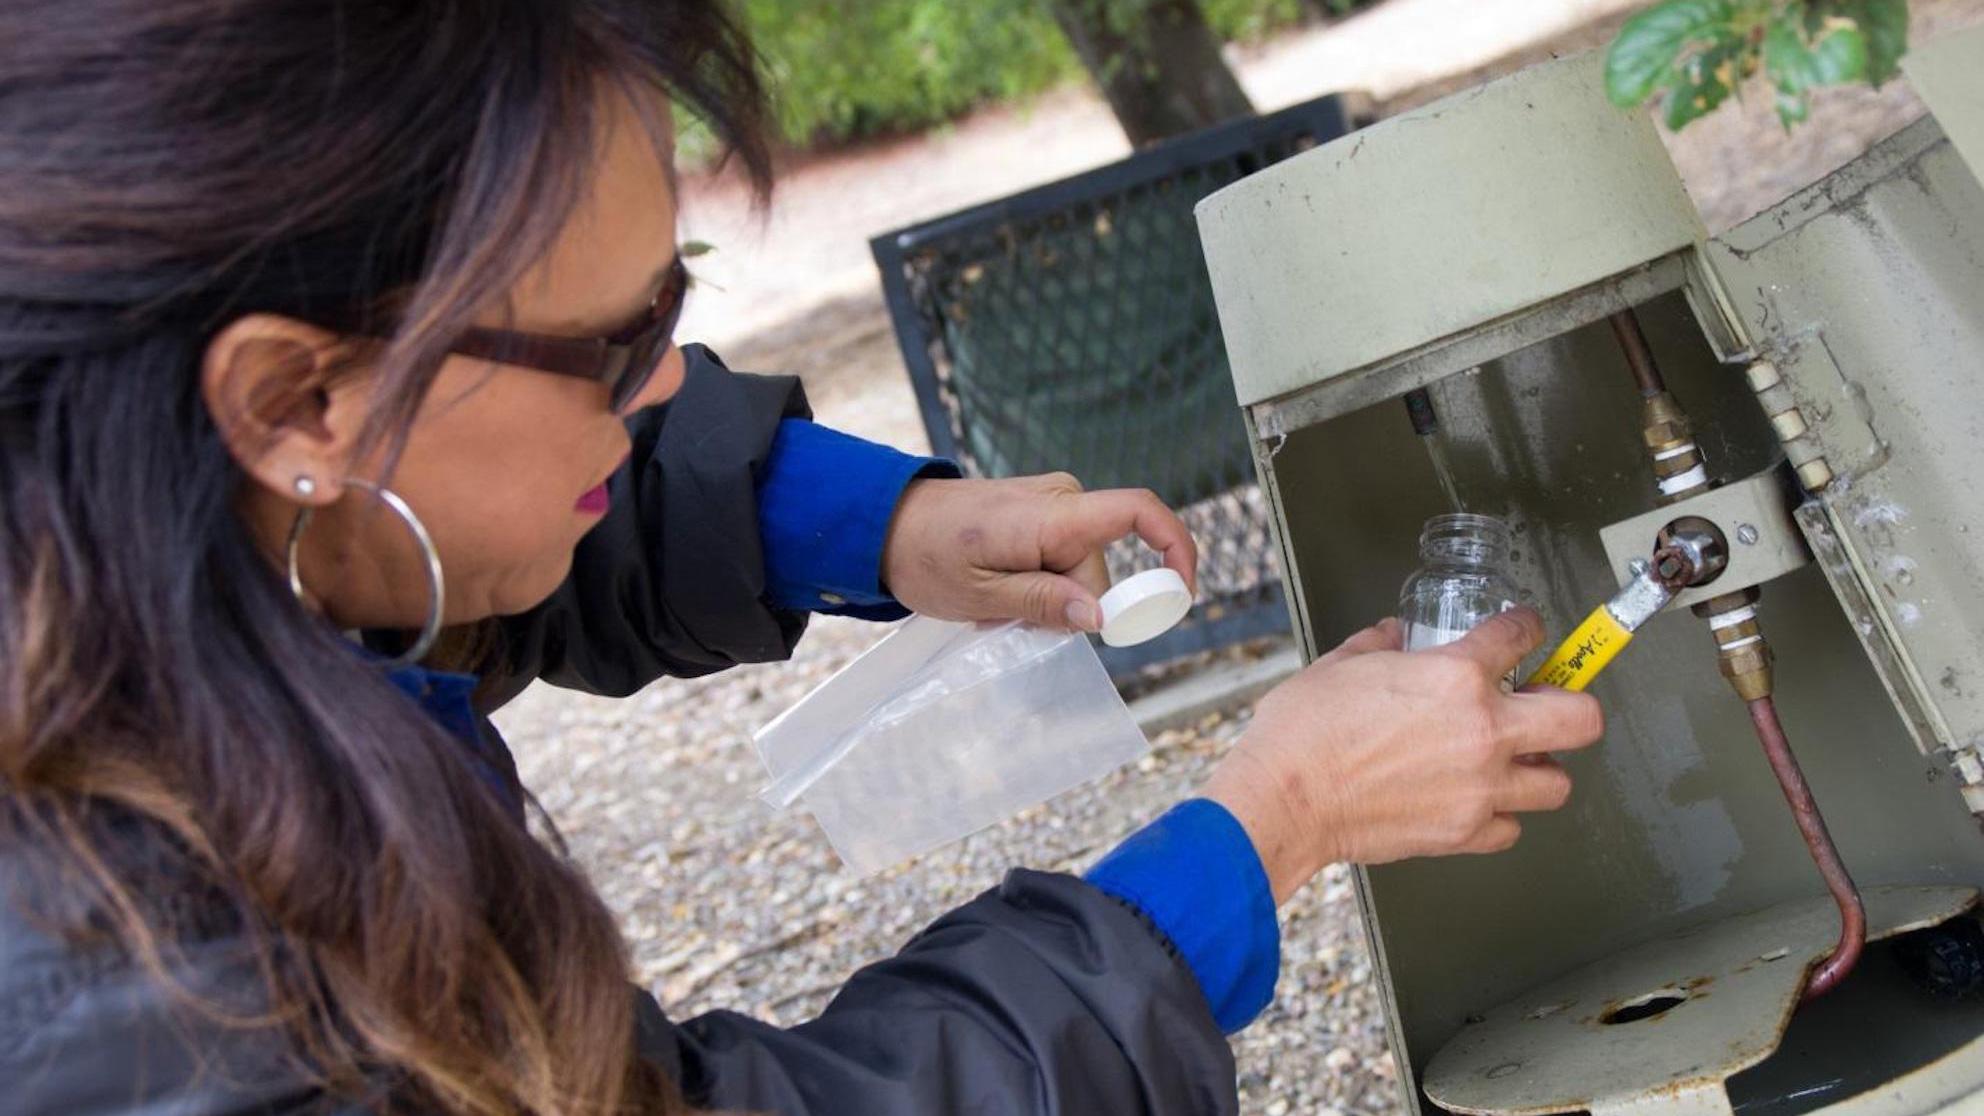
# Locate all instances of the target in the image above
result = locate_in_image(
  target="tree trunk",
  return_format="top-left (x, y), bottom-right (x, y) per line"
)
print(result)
top-left (1047, 0), bottom-right (1257, 147)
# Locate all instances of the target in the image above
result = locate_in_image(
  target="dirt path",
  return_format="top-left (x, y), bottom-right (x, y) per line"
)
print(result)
top-left (498, 4), bottom-right (1984, 1113)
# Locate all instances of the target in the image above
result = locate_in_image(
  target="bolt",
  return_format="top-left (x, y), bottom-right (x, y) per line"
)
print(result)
top-left (1737, 523), bottom-right (1760, 546)
top-left (1653, 544), bottom-right (1698, 590)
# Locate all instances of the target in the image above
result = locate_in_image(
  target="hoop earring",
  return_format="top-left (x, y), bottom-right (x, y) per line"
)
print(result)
top-left (286, 478), bottom-right (445, 669)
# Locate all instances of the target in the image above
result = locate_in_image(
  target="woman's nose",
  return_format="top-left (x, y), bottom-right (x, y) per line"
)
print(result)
top-left (621, 345), bottom-right (687, 415)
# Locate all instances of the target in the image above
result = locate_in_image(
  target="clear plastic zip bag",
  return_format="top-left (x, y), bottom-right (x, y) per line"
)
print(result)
top-left (754, 616), bottom-right (1150, 875)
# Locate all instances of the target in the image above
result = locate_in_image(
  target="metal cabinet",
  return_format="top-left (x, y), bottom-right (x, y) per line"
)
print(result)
top-left (1197, 26), bottom-right (1984, 1116)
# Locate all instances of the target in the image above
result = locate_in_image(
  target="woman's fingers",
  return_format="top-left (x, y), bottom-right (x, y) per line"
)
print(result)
top-left (1050, 487), bottom-right (1201, 595)
top-left (1318, 618), bottom-right (1404, 665)
top-left (1505, 687), bottom-right (1606, 755)
top-left (1459, 814), bottom-right (1522, 855)
top-left (1428, 607), bottom-right (1544, 679)
top-left (1498, 756), bottom-right (1574, 813)
top-left (1067, 548), bottom-right (1112, 601)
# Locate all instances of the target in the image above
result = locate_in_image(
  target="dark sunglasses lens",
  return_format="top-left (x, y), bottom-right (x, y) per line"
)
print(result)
top-left (611, 260), bottom-right (689, 412)
top-left (611, 352), bottom-right (655, 413)
top-left (611, 325), bottom-right (677, 412)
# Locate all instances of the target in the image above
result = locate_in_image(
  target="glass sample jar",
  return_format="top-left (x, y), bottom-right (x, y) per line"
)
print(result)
top-left (1399, 513), bottom-right (1521, 653)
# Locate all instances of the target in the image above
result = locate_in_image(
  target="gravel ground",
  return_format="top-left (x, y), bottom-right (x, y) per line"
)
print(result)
top-left (502, 624), bottom-right (1398, 1115)
top-left (494, 4), bottom-right (1984, 1113)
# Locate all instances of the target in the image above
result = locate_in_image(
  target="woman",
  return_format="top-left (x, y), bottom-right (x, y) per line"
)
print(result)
top-left (0, 2), bottom-right (1603, 1113)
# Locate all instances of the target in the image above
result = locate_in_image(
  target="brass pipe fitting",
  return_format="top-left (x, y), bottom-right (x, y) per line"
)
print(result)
top-left (1697, 589), bottom-right (1773, 702)
top-left (1641, 392), bottom-right (1693, 456)
top-left (1609, 308), bottom-right (1710, 505)
top-left (1641, 393), bottom-right (1709, 506)
top-left (1716, 623), bottom-right (1775, 703)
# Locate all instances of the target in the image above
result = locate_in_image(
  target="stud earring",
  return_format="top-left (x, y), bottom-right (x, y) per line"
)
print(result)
top-left (294, 475), bottom-right (317, 498)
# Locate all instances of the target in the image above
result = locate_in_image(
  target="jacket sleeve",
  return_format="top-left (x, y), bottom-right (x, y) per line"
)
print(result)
top-left (634, 870), bottom-right (1240, 1115)
top-left (4, 865), bottom-right (1238, 1115)
top-left (490, 344), bottom-right (812, 703)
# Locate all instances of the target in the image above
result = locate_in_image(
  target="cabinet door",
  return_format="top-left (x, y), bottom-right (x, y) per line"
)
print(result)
top-left (1703, 28), bottom-right (1984, 790)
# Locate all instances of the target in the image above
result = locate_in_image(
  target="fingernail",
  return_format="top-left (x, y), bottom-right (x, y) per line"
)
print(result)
top-left (1065, 601), bottom-right (1099, 632)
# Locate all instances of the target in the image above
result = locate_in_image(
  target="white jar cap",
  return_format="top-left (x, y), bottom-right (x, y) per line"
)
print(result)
top-left (1098, 568), bottom-right (1193, 648)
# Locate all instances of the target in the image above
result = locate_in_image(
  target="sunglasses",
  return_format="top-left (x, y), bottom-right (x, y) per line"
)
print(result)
top-left (447, 254), bottom-right (689, 413)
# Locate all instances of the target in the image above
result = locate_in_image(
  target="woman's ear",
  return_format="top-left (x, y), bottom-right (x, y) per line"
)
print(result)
top-left (201, 313), bottom-right (368, 508)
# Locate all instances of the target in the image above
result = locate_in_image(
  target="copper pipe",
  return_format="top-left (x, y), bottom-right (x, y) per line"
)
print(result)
top-left (1748, 695), bottom-right (1867, 1000)
top-left (1609, 310), bottom-right (1667, 398)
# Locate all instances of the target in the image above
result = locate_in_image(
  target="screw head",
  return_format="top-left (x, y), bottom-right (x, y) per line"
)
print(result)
top-left (1736, 523), bottom-right (1760, 546)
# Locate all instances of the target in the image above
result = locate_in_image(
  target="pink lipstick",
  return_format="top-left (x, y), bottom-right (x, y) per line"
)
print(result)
top-left (575, 482), bottom-right (610, 515)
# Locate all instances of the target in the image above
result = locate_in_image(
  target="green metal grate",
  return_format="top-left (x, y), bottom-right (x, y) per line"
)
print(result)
top-left (871, 94), bottom-right (1354, 675)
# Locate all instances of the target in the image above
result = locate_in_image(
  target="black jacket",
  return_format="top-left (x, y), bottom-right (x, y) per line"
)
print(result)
top-left (0, 348), bottom-right (1238, 1114)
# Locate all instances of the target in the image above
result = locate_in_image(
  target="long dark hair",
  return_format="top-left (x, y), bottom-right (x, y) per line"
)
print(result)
top-left (0, 3), bottom-right (770, 1112)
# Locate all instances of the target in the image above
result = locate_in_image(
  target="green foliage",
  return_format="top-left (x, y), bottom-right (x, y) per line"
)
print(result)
top-left (739, 0), bottom-right (1075, 148)
top-left (1605, 0), bottom-right (1908, 130)
top-left (1199, 0), bottom-right (1306, 41)
top-left (677, 0), bottom-right (1377, 160)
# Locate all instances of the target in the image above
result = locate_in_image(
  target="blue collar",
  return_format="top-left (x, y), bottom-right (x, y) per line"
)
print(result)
top-left (380, 661), bottom-right (483, 743)
top-left (372, 655), bottom-right (525, 820)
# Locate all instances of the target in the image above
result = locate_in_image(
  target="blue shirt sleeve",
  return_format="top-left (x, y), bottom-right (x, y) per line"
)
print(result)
top-left (1084, 797), bottom-right (1281, 1034)
top-left (755, 418), bottom-right (961, 619)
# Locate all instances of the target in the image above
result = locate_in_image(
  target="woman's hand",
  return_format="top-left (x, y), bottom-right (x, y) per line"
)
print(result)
top-left (1204, 609), bottom-right (1604, 904)
top-left (880, 473), bottom-right (1198, 630)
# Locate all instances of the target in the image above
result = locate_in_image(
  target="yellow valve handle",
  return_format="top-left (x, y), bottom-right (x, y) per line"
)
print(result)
top-left (1524, 605), bottom-right (1635, 693)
